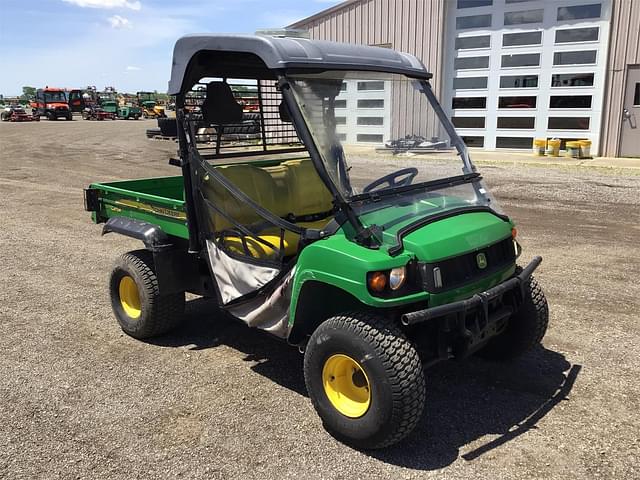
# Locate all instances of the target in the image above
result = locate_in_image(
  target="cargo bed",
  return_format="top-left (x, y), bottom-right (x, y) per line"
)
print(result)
top-left (87, 176), bottom-right (188, 239)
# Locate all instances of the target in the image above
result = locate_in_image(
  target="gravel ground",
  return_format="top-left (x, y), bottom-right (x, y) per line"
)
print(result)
top-left (0, 119), bottom-right (639, 480)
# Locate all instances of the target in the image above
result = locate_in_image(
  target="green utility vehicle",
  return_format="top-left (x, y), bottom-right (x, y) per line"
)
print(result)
top-left (85, 34), bottom-right (549, 449)
top-left (117, 103), bottom-right (142, 120)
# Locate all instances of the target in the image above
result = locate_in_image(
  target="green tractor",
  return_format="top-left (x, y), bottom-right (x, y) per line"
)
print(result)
top-left (98, 87), bottom-right (119, 117)
top-left (136, 91), bottom-right (166, 119)
top-left (85, 34), bottom-right (549, 449)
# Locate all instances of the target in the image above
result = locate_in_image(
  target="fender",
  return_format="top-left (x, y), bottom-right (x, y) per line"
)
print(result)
top-left (102, 217), bottom-right (208, 295)
top-left (102, 217), bottom-right (172, 252)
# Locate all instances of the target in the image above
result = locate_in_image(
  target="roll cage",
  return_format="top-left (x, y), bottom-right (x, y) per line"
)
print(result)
top-left (170, 35), bottom-right (440, 256)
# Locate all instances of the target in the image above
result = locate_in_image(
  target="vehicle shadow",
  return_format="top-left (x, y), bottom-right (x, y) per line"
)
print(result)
top-left (148, 297), bottom-right (307, 396)
top-left (368, 350), bottom-right (581, 470)
top-left (150, 297), bottom-right (580, 469)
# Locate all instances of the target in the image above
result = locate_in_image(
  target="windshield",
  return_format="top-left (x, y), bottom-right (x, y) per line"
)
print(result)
top-left (44, 91), bottom-right (67, 102)
top-left (287, 71), bottom-right (499, 224)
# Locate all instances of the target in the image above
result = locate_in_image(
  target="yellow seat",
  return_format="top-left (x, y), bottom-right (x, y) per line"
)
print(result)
top-left (201, 160), bottom-right (334, 259)
top-left (222, 235), bottom-right (289, 260)
top-left (280, 159), bottom-right (334, 217)
top-left (201, 165), bottom-right (287, 260)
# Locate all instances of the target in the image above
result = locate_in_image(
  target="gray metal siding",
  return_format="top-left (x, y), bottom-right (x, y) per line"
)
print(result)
top-left (292, 0), bottom-right (446, 140)
top-left (601, 0), bottom-right (640, 156)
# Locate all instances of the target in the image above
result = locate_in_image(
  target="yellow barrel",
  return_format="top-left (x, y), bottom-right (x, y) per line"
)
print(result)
top-left (547, 138), bottom-right (561, 157)
top-left (579, 139), bottom-right (592, 158)
top-left (533, 138), bottom-right (546, 156)
top-left (566, 141), bottom-right (581, 158)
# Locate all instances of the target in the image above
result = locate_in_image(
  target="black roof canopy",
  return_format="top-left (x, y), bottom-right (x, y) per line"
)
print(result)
top-left (168, 34), bottom-right (432, 95)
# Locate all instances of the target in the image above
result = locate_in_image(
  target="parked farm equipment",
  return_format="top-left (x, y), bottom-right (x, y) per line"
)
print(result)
top-left (32, 87), bottom-right (72, 120)
top-left (137, 92), bottom-right (166, 118)
top-left (1, 104), bottom-right (40, 122)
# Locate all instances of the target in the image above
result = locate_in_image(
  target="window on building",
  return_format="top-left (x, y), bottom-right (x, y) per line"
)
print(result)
top-left (454, 56), bottom-right (490, 70)
top-left (498, 96), bottom-right (537, 108)
top-left (456, 14), bottom-right (492, 29)
top-left (455, 35), bottom-right (491, 49)
top-left (335, 100), bottom-right (347, 108)
top-left (551, 73), bottom-right (595, 87)
top-left (461, 136), bottom-right (485, 147)
top-left (496, 136), bottom-right (534, 148)
top-left (553, 50), bottom-right (597, 66)
top-left (548, 117), bottom-right (591, 130)
top-left (457, 0), bottom-right (492, 8)
top-left (357, 81), bottom-right (385, 91)
top-left (500, 75), bottom-right (538, 88)
top-left (503, 31), bottom-right (542, 46)
top-left (357, 99), bottom-right (384, 108)
top-left (549, 95), bottom-right (592, 108)
top-left (504, 9), bottom-right (543, 25)
top-left (452, 117), bottom-right (486, 128)
top-left (357, 117), bottom-right (384, 126)
top-left (555, 27), bottom-right (599, 44)
top-left (453, 77), bottom-right (488, 89)
top-left (557, 4), bottom-right (601, 21)
top-left (497, 117), bottom-right (535, 129)
top-left (635, 83), bottom-right (640, 106)
top-left (335, 116), bottom-right (346, 125)
top-left (337, 133), bottom-right (347, 141)
top-left (340, 83), bottom-right (347, 91)
top-left (501, 53), bottom-right (540, 68)
top-left (356, 134), bottom-right (384, 143)
top-left (452, 97), bottom-right (487, 109)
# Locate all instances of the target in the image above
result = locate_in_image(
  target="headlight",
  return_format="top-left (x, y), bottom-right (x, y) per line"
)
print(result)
top-left (389, 266), bottom-right (406, 291)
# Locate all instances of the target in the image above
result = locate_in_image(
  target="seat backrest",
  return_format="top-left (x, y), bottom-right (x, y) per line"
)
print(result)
top-left (201, 164), bottom-right (279, 231)
top-left (201, 82), bottom-right (243, 125)
top-left (281, 159), bottom-right (334, 217)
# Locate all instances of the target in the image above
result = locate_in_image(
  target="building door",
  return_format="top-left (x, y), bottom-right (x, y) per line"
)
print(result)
top-left (620, 66), bottom-right (640, 157)
top-left (443, 0), bottom-right (611, 152)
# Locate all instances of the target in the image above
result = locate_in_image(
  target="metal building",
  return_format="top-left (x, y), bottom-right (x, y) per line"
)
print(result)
top-left (290, 0), bottom-right (640, 157)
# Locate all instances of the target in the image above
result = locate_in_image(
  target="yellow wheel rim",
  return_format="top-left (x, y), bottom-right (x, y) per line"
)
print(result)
top-left (119, 276), bottom-right (141, 319)
top-left (322, 354), bottom-right (371, 418)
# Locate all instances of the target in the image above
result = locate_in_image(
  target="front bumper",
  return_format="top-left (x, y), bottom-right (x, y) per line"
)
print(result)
top-left (401, 256), bottom-right (541, 326)
top-left (400, 256), bottom-right (541, 358)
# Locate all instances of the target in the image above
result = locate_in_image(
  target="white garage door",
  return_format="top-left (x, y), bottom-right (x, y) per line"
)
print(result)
top-left (443, 0), bottom-right (610, 153)
top-left (335, 80), bottom-right (391, 145)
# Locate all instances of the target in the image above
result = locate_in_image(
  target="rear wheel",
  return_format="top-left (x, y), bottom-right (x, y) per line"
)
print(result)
top-left (109, 250), bottom-right (184, 339)
top-left (478, 270), bottom-right (549, 360)
top-left (303, 312), bottom-right (425, 449)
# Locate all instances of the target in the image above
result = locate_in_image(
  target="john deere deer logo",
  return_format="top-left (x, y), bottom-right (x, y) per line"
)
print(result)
top-left (476, 252), bottom-right (487, 269)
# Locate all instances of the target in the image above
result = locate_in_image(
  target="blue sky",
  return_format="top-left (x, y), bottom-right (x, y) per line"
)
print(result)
top-left (0, 0), bottom-right (342, 96)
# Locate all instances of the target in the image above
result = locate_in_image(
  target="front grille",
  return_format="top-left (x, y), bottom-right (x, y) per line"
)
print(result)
top-left (419, 236), bottom-right (515, 293)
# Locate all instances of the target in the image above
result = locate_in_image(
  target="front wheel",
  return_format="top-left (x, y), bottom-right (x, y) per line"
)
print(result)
top-left (478, 270), bottom-right (549, 360)
top-left (303, 312), bottom-right (425, 449)
top-left (109, 250), bottom-right (185, 339)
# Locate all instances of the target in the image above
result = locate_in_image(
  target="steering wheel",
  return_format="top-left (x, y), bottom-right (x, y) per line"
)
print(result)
top-left (363, 167), bottom-right (419, 193)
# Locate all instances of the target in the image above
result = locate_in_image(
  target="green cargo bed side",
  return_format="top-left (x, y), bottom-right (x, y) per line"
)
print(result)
top-left (89, 176), bottom-right (189, 239)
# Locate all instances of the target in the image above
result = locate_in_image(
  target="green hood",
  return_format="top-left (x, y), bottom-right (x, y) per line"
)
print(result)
top-left (358, 199), bottom-right (512, 262)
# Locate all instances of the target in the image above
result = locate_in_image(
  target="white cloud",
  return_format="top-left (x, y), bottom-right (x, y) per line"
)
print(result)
top-left (125, 65), bottom-right (141, 71)
top-left (107, 15), bottom-right (131, 29)
top-left (62, 0), bottom-right (142, 11)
